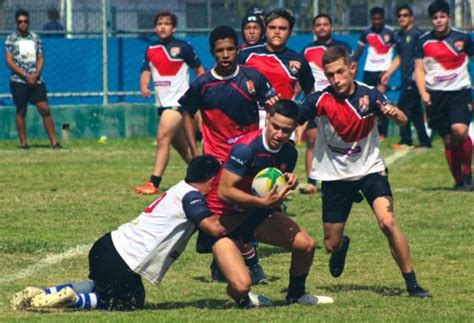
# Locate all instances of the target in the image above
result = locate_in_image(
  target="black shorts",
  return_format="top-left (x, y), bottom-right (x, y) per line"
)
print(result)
top-left (10, 81), bottom-right (48, 108)
top-left (427, 89), bottom-right (472, 137)
top-left (363, 71), bottom-right (384, 88)
top-left (195, 208), bottom-right (271, 253)
top-left (88, 233), bottom-right (145, 311)
top-left (157, 106), bottom-right (181, 116)
top-left (306, 119), bottom-right (317, 130)
top-left (321, 171), bottom-right (392, 223)
top-left (398, 81), bottom-right (421, 113)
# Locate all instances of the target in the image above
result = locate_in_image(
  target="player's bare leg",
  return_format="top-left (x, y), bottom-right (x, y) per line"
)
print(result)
top-left (254, 211), bottom-right (333, 304)
top-left (36, 101), bottom-right (60, 147)
top-left (15, 105), bottom-right (28, 147)
top-left (323, 221), bottom-right (350, 278)
top-left (171, 126), bottom-right (193, 163)
top-left (213, 237), bottom-right (273, 308)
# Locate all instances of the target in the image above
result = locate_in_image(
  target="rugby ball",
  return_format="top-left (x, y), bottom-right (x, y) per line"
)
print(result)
top-left (251, 167), bottom-right (287, 197)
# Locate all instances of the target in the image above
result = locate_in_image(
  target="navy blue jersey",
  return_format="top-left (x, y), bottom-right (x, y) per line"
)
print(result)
top-left (358, 26), bottom-right (396, 72)
top-left (238, 44), bottom-right (315, 98)
top-left (206, 128), bottom-right (297, 216)
top-left (182, 190), bottom-right (212, 226)
top-left (415, 29), bottom-right (473, 91)
top-left (395, 27), bottom-right (422, 84)
top-left (179, 66), bottom-right (276, 162)
top-left (302, 39), bottom-right (353, 91)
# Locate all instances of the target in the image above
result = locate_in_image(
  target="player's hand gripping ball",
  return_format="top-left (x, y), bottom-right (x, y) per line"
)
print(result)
top-left (251, 167), bottom-right (287, 197)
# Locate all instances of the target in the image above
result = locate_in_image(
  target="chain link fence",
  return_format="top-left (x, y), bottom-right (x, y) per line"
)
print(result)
top-left (0, 0), bottom-right (472, 105)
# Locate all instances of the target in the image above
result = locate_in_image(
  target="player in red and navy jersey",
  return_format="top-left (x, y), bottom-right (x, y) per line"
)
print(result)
top-left (181, 26), bottom-right (278, 285)
top-left (414, 1), bottom-right (473, 191)
top-left (238, 8), bottom-right (315, 102)
top-left (134, 11), bottom-right (205, 195)
top-left (300, 13), bottom-right (352, 195)
top-left (353, 6), bottom-right (396, 138)
top-left (208, 100), bottom-right (334, 306)
top-left (299, 46), bottom-right (431, 298)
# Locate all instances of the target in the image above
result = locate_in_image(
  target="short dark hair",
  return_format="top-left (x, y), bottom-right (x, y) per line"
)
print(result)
top-left (185, 155), bottom-right (221, 183)
top-left (428, 1), bottom-right (450, 18)
top-left (154, 10), bottom-right (177, 27)
top-left (313, 13), bottom-right (332, 26)
top-left (209, 25), bottom-right (238, 51)
top-left (268, 99), bottom-right (299, 121)
top-left (265, 8), bottom-right (296, 31)
top-left (15, 9), bottom-right (29, 20)
top-left (396, 4), bottom-right (413, 16)
top-left (322, 46), bottom-right (351, 66)
top-left (370, 6), bottom-right (385, 17)
top-left (47, 7), bottom-right (60, 21)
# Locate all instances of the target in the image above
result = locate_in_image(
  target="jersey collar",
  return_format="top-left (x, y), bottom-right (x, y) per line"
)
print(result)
top-left (262, 127), bottom-right (282, 153)
top-left (211, 65), bottom-right (240, 80)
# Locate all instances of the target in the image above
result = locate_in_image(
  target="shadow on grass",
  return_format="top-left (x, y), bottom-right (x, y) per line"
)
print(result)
top-left (192, 275), bottom-right (281, 284)
top-left (144, 299), bottom-right (233, 310)
top-left (422, 186), bottom-right (457, 191)
top-left (318, 283), bottom-right (404, 296)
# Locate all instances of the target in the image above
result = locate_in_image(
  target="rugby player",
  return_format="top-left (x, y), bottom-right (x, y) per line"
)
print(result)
top-left (300, 13), bottom-right (352, 194)
top-left (181, 25), bottom-right (278, 285)
top-left (134, 11), bottom-right (205, 195)
top-left (299, 46), bottom-right (432, 298)
top-left (11, 156), bottom-right (226, 310)
top-left (414, 1), bottom-right (473, 191)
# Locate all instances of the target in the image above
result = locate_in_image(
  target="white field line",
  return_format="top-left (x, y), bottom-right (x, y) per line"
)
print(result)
top-left (1, 148), bottom-right (415, 285)
top-left (0, 244), bottom-right (91, 286)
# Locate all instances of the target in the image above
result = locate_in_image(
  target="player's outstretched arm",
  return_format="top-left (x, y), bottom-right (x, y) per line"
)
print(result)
top-left (199, 215), bottom-right (227, 238)
top-left (377, 100), bottom-right (407, 126)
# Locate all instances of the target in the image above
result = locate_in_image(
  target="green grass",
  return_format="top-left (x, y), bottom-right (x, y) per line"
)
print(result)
top-left (0, 137), bottom-right (473, 321)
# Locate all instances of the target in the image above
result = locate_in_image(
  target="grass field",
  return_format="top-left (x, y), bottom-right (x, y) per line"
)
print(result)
top-left (0, 137), bottom-right (473, 321)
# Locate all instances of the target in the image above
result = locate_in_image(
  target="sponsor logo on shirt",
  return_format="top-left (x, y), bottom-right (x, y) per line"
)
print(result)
top-left (434, 73), bottom-right (458, 82)
top-left (227, 135), bottom-right (244, 145)
top-left (230, 155), bottom-right (245, 165)
top-left (190, 198), bottom-right (202, 205)
top-left (328, 144), bottom-right (362, 156)
top-left (154, 81), bottom-right (172, 86)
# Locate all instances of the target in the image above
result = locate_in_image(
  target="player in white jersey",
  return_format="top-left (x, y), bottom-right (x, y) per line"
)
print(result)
top-left (299, 47), bottom-right (432, 298)
top-left (134, 11), bottom-right (205, 195)
top-left (10, 156), bottom-right (234, 311)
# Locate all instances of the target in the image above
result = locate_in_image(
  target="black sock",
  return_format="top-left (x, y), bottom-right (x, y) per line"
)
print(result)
top-left (236, 294), bottom-right (251, 307)
top-left (243, 247), bottom-right (259, 267)
top-left (150, 175), bottom-right (161, 188)
top-left (287, 274), bottom-right (307, 301)
top-left (402, 271), bottom-right (419, 290)
top-left (308, 178), bottom-right (316, 185)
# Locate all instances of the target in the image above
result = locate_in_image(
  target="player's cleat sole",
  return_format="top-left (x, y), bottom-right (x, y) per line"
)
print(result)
top-left (246, 292), bottom-right (274, 308)
top-left (134, 181), bottom-right (159, 195)
top-left (287, 293), bottom-right (334, 305)
top-left (249, 263), bottom-right (268, 285)
top-left (408, 286), bottom-right (432, 299)
top-left (11, 287), bottom-right (44, 310)
top-left (30, 287), bottom-right (78, 308)
top-left (329, 235), bottom-right (350, 278)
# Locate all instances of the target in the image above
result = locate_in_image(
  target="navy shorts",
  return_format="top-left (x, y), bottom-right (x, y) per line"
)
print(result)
top-left (427, 89), bottom-right (472, 137)
top-left (321, 171), bottom-right (392, 223)
top-left (363, 71), bottom-right (384, 88)
top-left (88, 233), bottom-right (145, 310)
top-left (10, 81), bottom-right (48, 108)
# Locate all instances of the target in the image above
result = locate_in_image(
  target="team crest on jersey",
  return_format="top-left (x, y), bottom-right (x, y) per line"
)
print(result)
top-left (289, 60), bottom-right (301, 75)
top-left (384, 34), bottom-right (391, 43)
top-left (405, 36), bottom-right (411, 44)
top-left (454, 40), bottom-right (465, 51)
top-left (246, 80), bottom-right (256, 96)
top-left (170, 47), bottom-right (181, 57)
top-left (359, 95), bottom-right (370, 112)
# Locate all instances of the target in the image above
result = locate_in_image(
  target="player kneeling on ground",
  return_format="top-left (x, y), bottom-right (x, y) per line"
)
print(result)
top-left (11, 155), bottom-right (226, 311)
top-left (202, 99), bottom-right (334, 307)
top-left (299, 46), bottom-right (432, 298)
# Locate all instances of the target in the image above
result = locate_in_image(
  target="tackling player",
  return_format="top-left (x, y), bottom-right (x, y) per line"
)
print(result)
top-left (11, 156), bottom-right (226, 310)
top-left (207, 100), bottom-right (334, 306)
top-left (353, 6), bottom-right (396, 139)
top-left (299, 46), bottom-right (432, 298)
top-left (300, 13), bottom-right (352, 194)
top-left (181, 25), bottom-right (278, 285)
top-left (414, 1), bottom-right (473, 191)
top-left (134, 11), bottom-right (205, 195)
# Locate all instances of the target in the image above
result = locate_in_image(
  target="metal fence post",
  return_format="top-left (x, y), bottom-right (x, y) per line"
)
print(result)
top-left (102, 0), bottom-right (109, 106)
